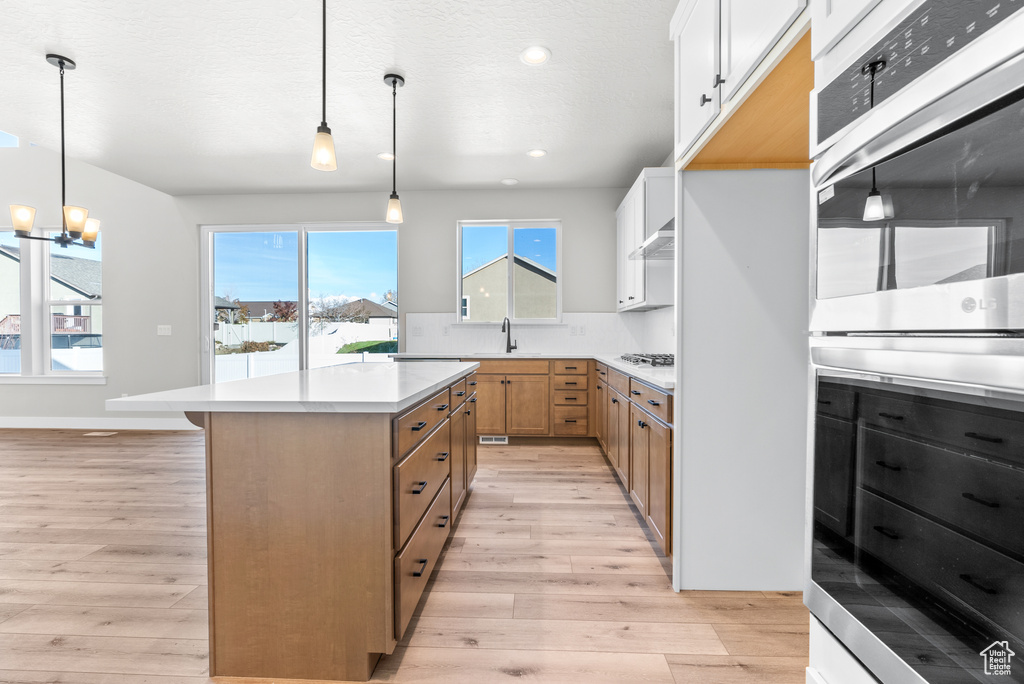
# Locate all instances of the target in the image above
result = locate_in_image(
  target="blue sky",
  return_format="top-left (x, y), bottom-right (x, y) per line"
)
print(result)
top-left (214, 231), bottom-right (397, 303)
top-left (462, 225), bottom-right (557, 275)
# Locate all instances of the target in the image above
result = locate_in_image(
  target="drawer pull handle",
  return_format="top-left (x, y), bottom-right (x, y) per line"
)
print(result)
top-left (437, 452), bottom-right (450, 462)
top-left (637, 420), bottom-right (647, 429)
top-left (411, 481), bottom-right (428, 494)
top-left (611, 398), bottom-right (618, 404)
top-left (878, 412), bottom-right (904, 421)
top-left (599, 371), bottom-right (606, 375)
top-left (565, 419), bottom-right (577, 423)
top-left (597, 386), bottom-right (602, 391)
top-left (565, 397), bottom-right (578, 401)
top-left (470, 397), bottom-right (477, 403)
top-left (437, 515), bottom-right (450, 529)
top-left (965, 431), bottom-right (1004, 444)
top-left (565, 382), bottom-right (577, 385)
top-left (875, 460), bottom-right (902, 472)
top-left (466, 410), bottom-right (471, 416)
top-left (411, 421), bottom-right (428, 432)
top-left (456, 391), bottom-right (466, 396)
top-left (437, 404), bottom-right (449, 411)
top-left (412, 559), bottom-right (428, 577)
top-left (565, 366), bottom-right (577, 370)
top-left (631, 390), bottom-right (642, 396)
top-left (817, 399), bottom-right (832, 406)
top-left (469, 381), bottom-right (477, 386)
top-left (872, 525), bottom-right (900, 540)
top-left (962, 492), bottom-right (1000, 508)
top-left (648, 400), bottom-right (661, 406)
top-left (960, 573), bottom-right (998, 595)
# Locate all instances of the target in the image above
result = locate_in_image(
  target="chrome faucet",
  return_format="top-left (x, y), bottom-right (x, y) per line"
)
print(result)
top-left (501, 317), bottom-right (517, 354)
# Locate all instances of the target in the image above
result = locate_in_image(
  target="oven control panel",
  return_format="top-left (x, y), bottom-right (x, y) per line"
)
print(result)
top-left (817, 0), bottom-right (1022, 144)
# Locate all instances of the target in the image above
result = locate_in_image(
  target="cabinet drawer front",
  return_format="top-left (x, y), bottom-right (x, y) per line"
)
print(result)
top-left (628, 379), bottom-right (672, 425)
top-left (595, 363), bottom-right (609, 380)
top-left (394, 420), bottom-right (451, 549)
top-left (451, 378), bottom-right (469, 405)
top-left (608, 368), bottom-right (630, 396)
top-left (554, 406), bottom-right (588, 436)
top-left (553, 375), bottom-right (588, 391)
top-left (395, 478), bottom-right (452, 640)
top-left (465, 373), bottom-right (478, 392)
top-left (470, 359), bottom-right (551, 375)
top-left (816, 383), bottom-right (855, 420)
top-left (554, 360), bottom-right (587, 375)
top-left (396, 388), bottom-right (451, 457)
top-left (858, 489), bottom-right (1024, 642)
top-left (860, 392), bottom-right (1024, 467)
top-left (860, 427), bottom-right (1024, 558)
top-left (554, 390), bottom-right (588, 406)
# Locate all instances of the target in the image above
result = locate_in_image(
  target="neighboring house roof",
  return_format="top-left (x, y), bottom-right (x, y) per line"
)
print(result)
top-left (214, 296), bottom-right (240, 310)
top-left (937, 263), bottom-right (988, 284)
top-left (338, 298), bottom-right (398, 319)
top-left (0, 244), bottom-right (102, 298)
top-left (463, 254), bottom-right (556, 282)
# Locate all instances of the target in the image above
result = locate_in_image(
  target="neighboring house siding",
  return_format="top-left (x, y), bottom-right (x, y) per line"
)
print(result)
top-left (461, 256), bottom-right (556, 321)
top-left (513, 261), bottom-right (557, 319)
top-left (462, 260), bottom-right (508, 322)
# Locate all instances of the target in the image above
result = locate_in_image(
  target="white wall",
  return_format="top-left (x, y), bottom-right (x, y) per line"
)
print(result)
top-left (0, 145), bottom-right (198, 428)
top-left (675, 169), bottom-right (809, 590)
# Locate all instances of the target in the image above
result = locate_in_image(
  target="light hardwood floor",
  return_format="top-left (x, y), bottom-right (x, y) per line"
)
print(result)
top-left (0, 430), bottom-right (808, 683)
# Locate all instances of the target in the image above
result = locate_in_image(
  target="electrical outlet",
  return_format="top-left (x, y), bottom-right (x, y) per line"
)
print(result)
top-left (442, 325), bottom-right (450, 336)
top-left (412, 326), bottom-right (423, 336)
top-left (570, 326), bottom-right (578, 336)
top-left (579, 325), bottom-right (586, 336)
top-left (156, 325), bottom-right (172, 336)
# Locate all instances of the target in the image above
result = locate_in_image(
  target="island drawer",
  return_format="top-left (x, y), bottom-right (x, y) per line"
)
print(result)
top-left (394, 420), bottom-right (451, 549)
top-left (554, 406), bottom-right (588, 436)
top-left (465, 372), bottom-right (478, 393)
top-left (554, 360), bottom-right (587, 375)
top-left (628, 379), bottom-right (672, 425)
top-left (451, 378), bottom-right (469, 406)
top-left (553, 375), bottom-right (588, 391)
top-left (554, 389), bottom-right (587, 406)
top-left (396, 388), bottom-right (451, 457)
top-left (608, 368), bottom-right (630, 396)
top-left (395, 478), bottom-right (452, 640)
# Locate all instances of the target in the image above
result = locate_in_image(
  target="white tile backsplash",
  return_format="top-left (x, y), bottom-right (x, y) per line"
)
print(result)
top-left (404, 309), bottom-right (673, 355)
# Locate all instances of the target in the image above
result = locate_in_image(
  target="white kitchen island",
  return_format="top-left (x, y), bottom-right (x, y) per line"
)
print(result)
top-left (108, 361), bottom-right (479, 682)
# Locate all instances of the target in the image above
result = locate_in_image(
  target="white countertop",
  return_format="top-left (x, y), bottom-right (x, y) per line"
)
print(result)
top-left (106, 361), bottom-right (479, 414)
top-left (391, 353), bottom-right (675, 391)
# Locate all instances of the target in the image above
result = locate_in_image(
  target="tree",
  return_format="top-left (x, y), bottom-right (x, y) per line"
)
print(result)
top-left (271, 300), bottom-right (297, 322)
top-left (382, 289), bottom-right (398, 306)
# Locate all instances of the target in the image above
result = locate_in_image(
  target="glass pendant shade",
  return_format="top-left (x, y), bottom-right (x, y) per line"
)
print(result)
top-left (9, 205), bottom-right (36, 235)
top-left (386, 193), bottom-right (404, 224)
top-left (82, 218), bottom-right (100, 243)
top-left (310, 125), bottom-right (337, 171)
top-left (862, 189), bottom-right (894, 221)
top-left (63, 205), bottom-right (89, 236)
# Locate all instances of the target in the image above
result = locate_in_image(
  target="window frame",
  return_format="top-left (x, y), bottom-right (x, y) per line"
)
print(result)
top-left (456, 219), bottom-right (563, 325)
top-left (199, 222), bottom-right (399, 385)
top-left (0, 230), bottom-right (105, 381)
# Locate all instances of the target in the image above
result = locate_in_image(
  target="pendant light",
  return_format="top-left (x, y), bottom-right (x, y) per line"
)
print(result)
top-left (310, 0), bottom-right (337, 171)
top-left (384, 73), bottom-right (405, 224)
top-left (11, 54), bottom-right (98, 249)
top-left (862, 60), bottom-right (894, 222)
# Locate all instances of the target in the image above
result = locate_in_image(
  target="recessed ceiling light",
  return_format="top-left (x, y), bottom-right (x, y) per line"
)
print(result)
top-left (527, 149), bottom-right (547, 158)
top-left (520, 46), bottom-right (551, 65)
top-left (500, 178), bottom-right (519, 186)
top-left (377, 152), bottom-right (395, 161)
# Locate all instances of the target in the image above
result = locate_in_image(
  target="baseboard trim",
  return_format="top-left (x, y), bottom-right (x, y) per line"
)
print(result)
top-left (0, 416), bottom-right (199, 430)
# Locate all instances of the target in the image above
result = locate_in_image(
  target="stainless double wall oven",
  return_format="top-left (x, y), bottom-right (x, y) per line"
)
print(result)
top-left (809, 3), bottom-right (1024, 682)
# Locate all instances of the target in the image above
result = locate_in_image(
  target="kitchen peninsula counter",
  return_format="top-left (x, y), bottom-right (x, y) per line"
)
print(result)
top-left (107, 361), bottom-right (479, 682)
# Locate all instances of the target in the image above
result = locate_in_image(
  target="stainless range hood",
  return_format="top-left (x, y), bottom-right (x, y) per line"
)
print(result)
top-left (629, 218), bottom-right (674, 260)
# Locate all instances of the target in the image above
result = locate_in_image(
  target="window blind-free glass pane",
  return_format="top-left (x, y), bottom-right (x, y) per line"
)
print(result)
top-left (212, 232), bottom-right (299, 382)
top-left (50, 304), bottom-right (101, 371)
top-left (817, 226), bottom-right (883, 299)
top-left (0, 232), bottom-right (20, 373)
top-left (893, 225), bottom-right (992, 289)
top-left (307, 231), bottom-right (398, 368)
top-left (50, 234), bottom-right (101, 302)
top-left (461, 225), bottom-right (508, 322)
top-left (513, 227), bottom-right (557, 320)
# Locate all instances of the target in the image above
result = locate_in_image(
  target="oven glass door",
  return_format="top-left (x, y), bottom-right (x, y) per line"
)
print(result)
top-left (815, 94), bottom-right (1024, 307)
top-left (812, 373), bottom-right (1024, 683)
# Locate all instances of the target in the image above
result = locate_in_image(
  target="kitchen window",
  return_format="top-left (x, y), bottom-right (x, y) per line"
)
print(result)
top-left (457, 220), bottom-right (561, 323)
top-left (0, 230), bottom-right (103, 378)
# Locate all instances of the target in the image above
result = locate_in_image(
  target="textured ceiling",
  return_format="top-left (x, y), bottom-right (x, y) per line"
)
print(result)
top-left (1, 0), bottom-right (677, 196)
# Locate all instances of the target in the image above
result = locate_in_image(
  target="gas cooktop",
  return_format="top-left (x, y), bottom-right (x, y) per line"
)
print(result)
top-left (619, 353), bottom-right (674, 368)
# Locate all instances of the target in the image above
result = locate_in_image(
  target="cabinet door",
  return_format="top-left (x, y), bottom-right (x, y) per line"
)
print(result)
top-left (810, 0), bottom-right (882, 60)
top-left (466, 396), bottom-right (478, 484)
top-left (615, 392), bottom-right (632, 489)
top-left (674, 0), bottom-right (720, 155)
top-left (630, 183), bottom-right (646, 306)
top-left (720, 0), bottom-right (806, 102)
top-left (506, 374), bottom-right (551, 435)
top-left (616, 194), bottom-right (637, 311)
top-left (629, 404), bottom-right (650, 519)
top-left (813, 414), bottom-right (856, 538)
top-left (474, 374), bottom-right (507, 434)
top-left (606, 390), bottom-right (620, 472)
top-left (595, 381), bottom-right (607, 451)
top-left (646, 417), bottom-right (672, 556)
top-left (450, 403), bottom-right (467, 518)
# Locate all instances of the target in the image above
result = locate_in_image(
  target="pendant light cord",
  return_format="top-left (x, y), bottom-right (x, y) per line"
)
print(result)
top-left (392, 80), bottom-right (397, 194)
top-left (59, 61), bottom-right (67, 233)
top-left (321, 0), bottom-right (327, 126)
top-left (866, 61), bottom-right (882, 193)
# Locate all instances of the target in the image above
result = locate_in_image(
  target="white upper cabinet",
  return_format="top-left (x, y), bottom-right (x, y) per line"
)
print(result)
top-left (809, 0), bottom-right (884, 60)
top-left (616, 169), bottom-right (674, 312)
top-left (672, 0), bottom-right (720, 158)
top-left (720, 0), bottom-right (807, 102)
